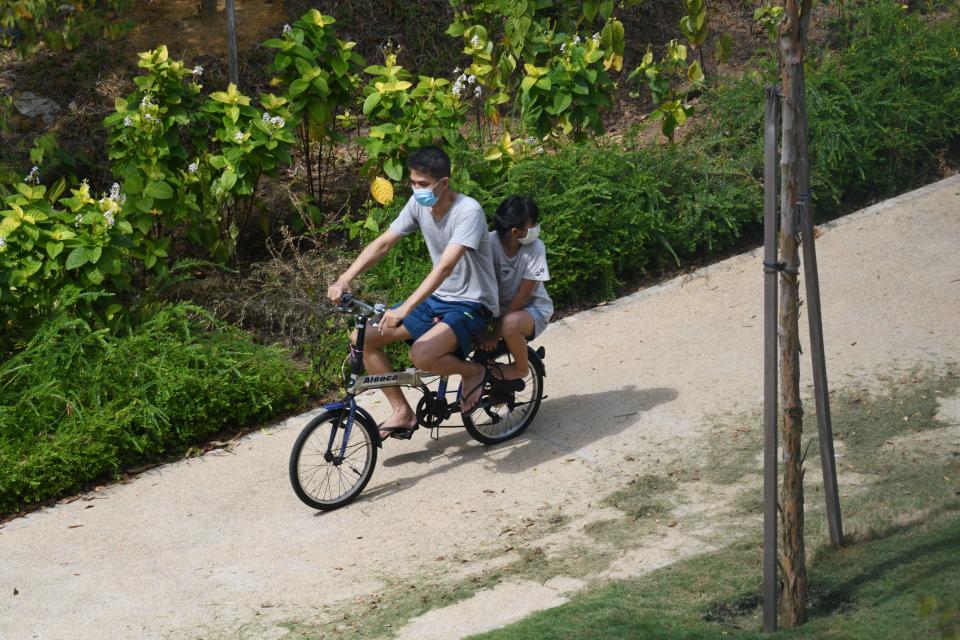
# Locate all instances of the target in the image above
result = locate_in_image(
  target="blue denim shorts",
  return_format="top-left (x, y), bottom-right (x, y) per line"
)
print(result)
top-left (401, 296), bottom-right (491, 358)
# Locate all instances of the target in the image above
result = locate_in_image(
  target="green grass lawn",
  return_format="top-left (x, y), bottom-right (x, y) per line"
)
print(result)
top-left (469, 369), bottom-right (960, 640)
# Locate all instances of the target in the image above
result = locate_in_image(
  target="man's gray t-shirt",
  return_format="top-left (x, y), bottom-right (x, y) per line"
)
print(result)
top-left (489, 230), bottom-right (554, 325)
top-left (390, 193), bottom-right (499, 316)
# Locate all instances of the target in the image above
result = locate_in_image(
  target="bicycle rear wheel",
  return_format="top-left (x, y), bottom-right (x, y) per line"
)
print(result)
top-left (463, 347), bottom-right (544, 445)
top-left (289, 408), bottom-right (378, 511)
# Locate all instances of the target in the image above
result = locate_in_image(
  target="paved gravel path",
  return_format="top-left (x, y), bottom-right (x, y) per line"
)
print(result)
top-left (2, 175), bottom-right (958, 640)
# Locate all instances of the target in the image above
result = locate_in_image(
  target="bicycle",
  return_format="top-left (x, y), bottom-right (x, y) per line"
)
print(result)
top-left (289, 294), bottom-right (547, 511)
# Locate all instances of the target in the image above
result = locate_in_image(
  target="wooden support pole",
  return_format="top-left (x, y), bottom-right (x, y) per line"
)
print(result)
top-left (226, 0), bottom-right (239, 88)
top-left (799, 199), bottom-right (844, 549)
top-left (762, 84), bottom-right (780, 634)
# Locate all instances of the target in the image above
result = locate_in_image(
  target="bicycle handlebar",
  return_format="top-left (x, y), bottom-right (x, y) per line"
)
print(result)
top-left (336, 293), bottom-right (386, 325)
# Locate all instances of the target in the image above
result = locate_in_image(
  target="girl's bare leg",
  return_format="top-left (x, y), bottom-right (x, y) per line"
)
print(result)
top-left (499, 310), bottom-right (535, 380)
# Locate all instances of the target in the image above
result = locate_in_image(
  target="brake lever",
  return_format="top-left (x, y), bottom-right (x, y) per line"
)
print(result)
top-left (337, 292), bottom-right (354, 314)
top-left (371, 303), bottom-right (386, 328)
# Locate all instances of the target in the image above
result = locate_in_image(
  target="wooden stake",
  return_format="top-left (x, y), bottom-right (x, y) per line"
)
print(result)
top-left (226, 0), bottom-right (239, 88)
top-left (762, 84), bottom-right (780, 634)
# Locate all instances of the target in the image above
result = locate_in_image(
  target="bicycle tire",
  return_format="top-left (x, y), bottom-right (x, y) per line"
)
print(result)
top-left (462, 347), bottom-right (544, 445)
top-left (289, 408), bottom-right (378, 511)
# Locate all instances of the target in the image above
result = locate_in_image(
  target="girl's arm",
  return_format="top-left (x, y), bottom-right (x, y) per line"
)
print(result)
top-left (505, 279), bottom-right (537, 314)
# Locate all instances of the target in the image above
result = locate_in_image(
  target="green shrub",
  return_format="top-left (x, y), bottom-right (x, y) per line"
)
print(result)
top-left (705, 2), bottom-right (960, 216)
top-left (0, 300), bottom-right (308, 513)
top-left (0, 177), bottom-right (136, 343)
top-left (104, 46), bottom-right (296, 265)
top-left (358, 139), bottom-right (759, 308)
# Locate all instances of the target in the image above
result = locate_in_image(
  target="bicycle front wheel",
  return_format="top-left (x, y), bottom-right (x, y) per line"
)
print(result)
top-left (463, 347), bottom-right (544, 445)
top-left (289, 408), bottom-right (378, 511)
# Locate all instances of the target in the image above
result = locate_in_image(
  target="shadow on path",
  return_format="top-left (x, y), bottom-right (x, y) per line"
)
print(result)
top-left (358, 385), bottom-right (677, 506)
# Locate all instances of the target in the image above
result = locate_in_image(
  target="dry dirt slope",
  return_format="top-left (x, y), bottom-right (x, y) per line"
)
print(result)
top-left (0, 175), bottom-right (958, 640)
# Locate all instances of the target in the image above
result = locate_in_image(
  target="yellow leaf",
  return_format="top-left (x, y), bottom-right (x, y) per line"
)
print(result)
top-left (370, 176), bottom-right (394, 205)
top-left (523, 64), bottom-right (544, 77)
top-left (500, 131), bottom-right (514, 156)
top-left (604, 54), bottom-right (624, 72)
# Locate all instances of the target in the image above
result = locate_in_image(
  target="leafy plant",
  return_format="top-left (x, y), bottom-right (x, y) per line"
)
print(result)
top-left (201, 85), bottom-right (296, 262)
top-left (0, 176), bottom-right (132, 340)
top-left (0, 0), bottom-right (134, 56)
top-left (359, 52), bottom-right (469, 199)
top-left (519, 30), bottom-right (616, 140)
top-left (265, 11), bottom-right (365, 205)
top-left (680, 0), bottom-right (709, 77)
top-left (105, 46), bottom-right (296, 265)
top-left (103, 45), bottom-right (207, 269)
top-left (629, 40), bottom-right (703, 141)
top-left (754, 1), bottom-right (785, 50)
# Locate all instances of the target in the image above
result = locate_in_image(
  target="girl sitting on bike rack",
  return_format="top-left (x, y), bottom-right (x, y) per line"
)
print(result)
top-left (480, 195), bottom-right (554, 380)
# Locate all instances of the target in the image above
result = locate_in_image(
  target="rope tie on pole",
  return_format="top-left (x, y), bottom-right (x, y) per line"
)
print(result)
top-left (764, 261), bottom-right (799, 275)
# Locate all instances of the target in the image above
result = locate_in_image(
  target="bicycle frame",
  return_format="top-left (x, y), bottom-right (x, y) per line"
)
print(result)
top-left (322, 297), bottom-right (457, 450)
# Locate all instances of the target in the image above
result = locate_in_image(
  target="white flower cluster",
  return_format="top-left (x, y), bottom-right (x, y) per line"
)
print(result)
top-left (98, 183), bottom-right (125, 228)
top-left (0, 237), bottom-right (5, 248)
top-left (282, 24), bottom-right (292, 35)
top-left (470, 34), bottom-right (481, 48)
top-left (452, 71), bottom-right (478, 98)
top-left (188, 161), bottom-right (198, 174)
top-left (560, 35), bottom-right (583, 54)
top-left (139, 94), bottom-right (158, 124)
top-left (234, 131), bottom-right (245, 143)
top-left (192, 65), bottom-right (203, 76)
top-left (262, 112), bottom-right (285, 128)
top-left (75, 213), bottom-right (82, 228)
top-left (123, 115), bottom-right (133, 127)
top-left (24, 166), bottom-right (40, 184)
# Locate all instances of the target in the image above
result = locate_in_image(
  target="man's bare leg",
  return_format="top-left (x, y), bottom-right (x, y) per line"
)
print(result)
top-left (408, 323), bottom-right (486, 413)
top-left (357, 322), bottom-right (418, 431)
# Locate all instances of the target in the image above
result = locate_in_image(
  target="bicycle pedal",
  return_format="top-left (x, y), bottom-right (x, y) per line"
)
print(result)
top-left (389, 428), bottom-right (416, 440)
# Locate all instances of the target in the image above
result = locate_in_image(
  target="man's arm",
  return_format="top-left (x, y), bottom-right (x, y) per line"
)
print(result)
top-left (380, 243), bottom-right (467, 328)
top-left (327, 229), bottom-right (404, 303)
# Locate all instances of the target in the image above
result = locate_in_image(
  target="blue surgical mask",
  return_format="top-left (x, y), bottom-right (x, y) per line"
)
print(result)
top-left (413, 188), bottom-right (438, 207)
top-left (412, 179), bottom-right (446, 207)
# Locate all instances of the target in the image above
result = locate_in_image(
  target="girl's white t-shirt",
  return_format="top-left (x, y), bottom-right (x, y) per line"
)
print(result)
top-left (489, 230), bottom-right (554, 322)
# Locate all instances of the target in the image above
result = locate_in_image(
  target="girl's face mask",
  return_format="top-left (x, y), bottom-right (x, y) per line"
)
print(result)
top-left (518, 224), bottom-right (540, 246)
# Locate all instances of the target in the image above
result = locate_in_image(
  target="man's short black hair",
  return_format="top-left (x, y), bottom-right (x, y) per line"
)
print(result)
top-left (407, 146), bottom-right (451, 180)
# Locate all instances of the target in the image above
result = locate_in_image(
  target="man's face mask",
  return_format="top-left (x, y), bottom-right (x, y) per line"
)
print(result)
top-left (413, 178), bottom-right (447, 207)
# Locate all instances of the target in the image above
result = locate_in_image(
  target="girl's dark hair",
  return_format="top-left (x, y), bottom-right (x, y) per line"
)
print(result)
top-left (407, 146), bottom-right (451, 180)
top-left (493, 195), bottom-right (539, 238)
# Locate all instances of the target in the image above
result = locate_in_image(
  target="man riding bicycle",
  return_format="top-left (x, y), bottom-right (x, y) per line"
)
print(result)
top-left (326, 146), bottom-right (499, 439)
